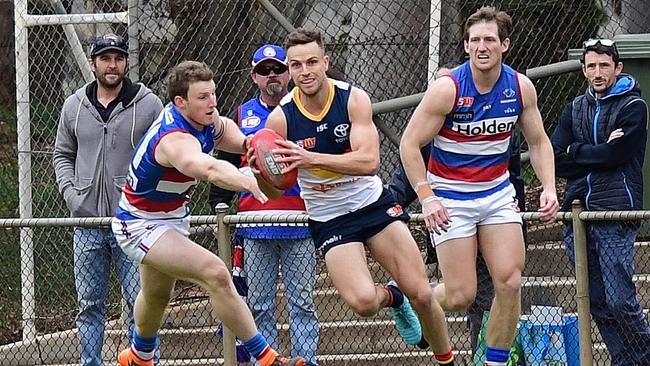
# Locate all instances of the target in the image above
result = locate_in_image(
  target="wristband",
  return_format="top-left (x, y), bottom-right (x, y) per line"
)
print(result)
top-left (420, 195), bottom-right (438, 205)
top-left (414, 181), bottom-right (430, 191)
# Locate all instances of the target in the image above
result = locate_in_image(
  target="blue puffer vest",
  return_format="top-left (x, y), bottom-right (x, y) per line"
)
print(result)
top-left (564, 75), bottom-right (646, 211)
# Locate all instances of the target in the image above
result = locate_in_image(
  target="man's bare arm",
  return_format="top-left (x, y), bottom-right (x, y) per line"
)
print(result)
top-left (214, 114), bottom-right (248, 154)
top-left (400, 76), bottom-right (456, 233)
top-left (156, 132), bottom-right (267, 202)
top-left (517, 73), bottom-right (558, 221)
top-left (400, 76), bottom-right (456, 201)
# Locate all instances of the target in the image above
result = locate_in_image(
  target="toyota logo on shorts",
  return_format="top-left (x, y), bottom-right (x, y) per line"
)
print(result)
top-left (334, 123), bottom-right (350, 138)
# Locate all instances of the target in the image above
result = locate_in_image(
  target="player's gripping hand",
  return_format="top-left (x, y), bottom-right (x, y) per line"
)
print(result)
top-left (538, 189), bottom-right (559, 222)
top-left (273, 139), bottom-right (314, 173)
top-left (421, 196), bottom-right (451, 235)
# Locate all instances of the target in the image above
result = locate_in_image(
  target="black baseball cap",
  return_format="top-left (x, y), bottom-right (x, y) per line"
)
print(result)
top-left (90, 34), bottom-right (128, 58)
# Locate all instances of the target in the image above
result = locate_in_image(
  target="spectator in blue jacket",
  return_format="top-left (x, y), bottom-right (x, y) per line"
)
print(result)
top-left (551, 38), bottom-right (650, 365)
top-left (209, 44), bottom-right (319, 366)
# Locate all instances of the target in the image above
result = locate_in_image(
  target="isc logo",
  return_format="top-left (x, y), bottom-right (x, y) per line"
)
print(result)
top-left (317, 123), bottom-right (328, 133)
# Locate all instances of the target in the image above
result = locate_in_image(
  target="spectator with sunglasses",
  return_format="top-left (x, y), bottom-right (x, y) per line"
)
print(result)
top-left (552, 38), bottom-right (650, 364)
top-left (209, 44), bottom-right (319, 366)
top-left (53, 34), bottom-right (163, 366)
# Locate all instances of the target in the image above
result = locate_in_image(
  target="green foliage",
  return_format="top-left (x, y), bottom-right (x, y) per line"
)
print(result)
top-left (0, 163), bottom-right (18, 218)
top-left (0, 229), bottom-right (21, 344)
top-left (30, 101), bottom-right (61, 149)
top-left (189, 182), bottom-right (213, 215)
top-left (0, 102), bottom-right (18, 216)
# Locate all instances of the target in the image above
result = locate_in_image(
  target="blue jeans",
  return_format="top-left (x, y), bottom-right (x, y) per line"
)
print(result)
top-left (243, 237), bottom-right (319, 366)
top-left (565, 223), bottom-right (650, 365)
top-left (73, 227), bottom-right (140, 366)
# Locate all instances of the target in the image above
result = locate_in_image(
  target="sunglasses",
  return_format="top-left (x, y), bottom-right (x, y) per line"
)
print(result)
top-left (583, 38), bottom-right (615, 48)
top-left (255, 64), bottom-right (288, 76)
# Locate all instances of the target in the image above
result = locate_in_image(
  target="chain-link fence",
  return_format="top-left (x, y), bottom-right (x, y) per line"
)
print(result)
top-left (6, 0), bottom-right (650, 221)
top-left (2, 210), bottom-right (650, 365)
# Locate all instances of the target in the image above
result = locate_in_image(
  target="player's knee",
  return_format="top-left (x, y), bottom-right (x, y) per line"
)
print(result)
top-left (201, 260), bottom-right (232, 292)
top-left (446, 289), bottom-right (476, 311)
top-left (494, 271), bottom-right (522, 298)
top-left (348, 292), bottom-right (381, 317)
top-left (403, 285), bottom-right (434, 312)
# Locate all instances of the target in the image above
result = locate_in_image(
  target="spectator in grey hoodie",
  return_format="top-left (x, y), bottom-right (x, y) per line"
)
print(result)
top-left (53, 34), bottom-right (163, 366)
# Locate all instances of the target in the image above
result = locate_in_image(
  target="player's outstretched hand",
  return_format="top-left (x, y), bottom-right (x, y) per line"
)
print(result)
top-left (538, 189), bottom-right (559, 222)
top-left (245, 175), bottom-right (268, 204)
top-left (273, 140), bottom-right (313, 173)
top-left (422, 196), bottom-right (451, 235)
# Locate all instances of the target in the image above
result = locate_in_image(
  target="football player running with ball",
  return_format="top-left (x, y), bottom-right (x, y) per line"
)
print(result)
top-left (251, 28), bottom-right (457, 365)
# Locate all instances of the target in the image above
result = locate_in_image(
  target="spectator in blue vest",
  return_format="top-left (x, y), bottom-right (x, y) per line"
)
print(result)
top-left (209, 44), bottom-right (319, 366)
top-left (551, 38), bottom-right (650, 365)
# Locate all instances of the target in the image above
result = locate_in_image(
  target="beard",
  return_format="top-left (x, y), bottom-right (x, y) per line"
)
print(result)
top-left (266, 82), bottom-right (285, 97)
top-left (97, 72), bottom-right (125, 89)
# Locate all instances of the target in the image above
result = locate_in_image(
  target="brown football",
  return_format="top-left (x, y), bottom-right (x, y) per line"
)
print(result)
top-left (251, 128), bottom-right (298, 190)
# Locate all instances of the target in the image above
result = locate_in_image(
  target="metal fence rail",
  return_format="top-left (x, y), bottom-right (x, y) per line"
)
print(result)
top-left (1, 208), bottom-right (650, 365)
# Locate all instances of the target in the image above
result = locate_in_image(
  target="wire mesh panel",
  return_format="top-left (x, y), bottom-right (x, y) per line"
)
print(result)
top-left (0, 221), bottom-right (224, 365)
top-left (9, 0), bottom-right (650, 220)
top-left (564, 219), bottom-right (650, 365)
top-left (2, 214), bottom-right (650, 365)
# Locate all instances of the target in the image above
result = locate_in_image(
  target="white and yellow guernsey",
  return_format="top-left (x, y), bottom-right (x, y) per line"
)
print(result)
top-left (280, 79), bottom-right (383, 221)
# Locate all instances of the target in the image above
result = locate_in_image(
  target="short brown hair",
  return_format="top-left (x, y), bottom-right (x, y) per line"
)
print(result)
top-left (167, 61), bottom-right (213, 101)
top-left (463, 6), bottom-right (512, 43)
top-left (284, 28), bottom-right (324, 51)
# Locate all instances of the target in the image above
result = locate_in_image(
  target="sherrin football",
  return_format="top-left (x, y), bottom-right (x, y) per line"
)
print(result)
top-left (251, 128), bottom-right (298, 190)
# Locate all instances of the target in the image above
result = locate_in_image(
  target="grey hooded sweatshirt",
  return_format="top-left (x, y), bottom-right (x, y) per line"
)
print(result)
top-left (54, 79), bottom-right (163, 217)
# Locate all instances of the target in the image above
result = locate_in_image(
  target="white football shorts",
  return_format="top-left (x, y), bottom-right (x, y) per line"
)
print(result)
top-left (430, 184), bottom-right (522, 246)
top-left (111, 216), bottom-right (190, 263)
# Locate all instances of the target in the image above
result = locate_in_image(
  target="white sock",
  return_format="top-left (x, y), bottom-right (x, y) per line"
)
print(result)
top-left (131, 344), bottom-right (155, 361)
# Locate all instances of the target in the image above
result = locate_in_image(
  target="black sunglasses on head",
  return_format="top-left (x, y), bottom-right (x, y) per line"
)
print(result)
top-left (255, 64), bottom-right (288, 76)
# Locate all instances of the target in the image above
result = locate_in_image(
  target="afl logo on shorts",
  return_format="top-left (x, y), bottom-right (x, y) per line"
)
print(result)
top-left (242, 116), bottom-right (261, 128)
top-left (334, 123), bottom-right (350, 138)
top-left (386, 204), bottom-right (404, 217)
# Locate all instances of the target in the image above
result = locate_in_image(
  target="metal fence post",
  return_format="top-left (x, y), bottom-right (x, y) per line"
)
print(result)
top-left (571, 200), bottom-right (593, 365)
top-left (14, 0), bottom-right (37, 342)
top-left (127, 0), bottom-right (140, 82)
top-left (215, 203), bottom-right (236, 366)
